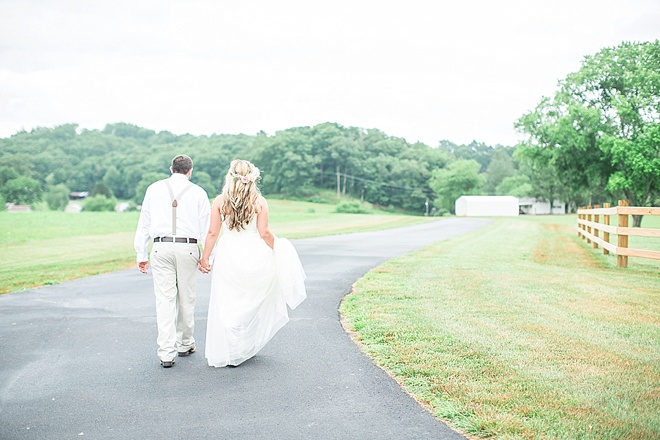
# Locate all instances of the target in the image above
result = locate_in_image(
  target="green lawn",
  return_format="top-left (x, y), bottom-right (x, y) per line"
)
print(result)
top-left (340, 215), bottom-right (659, 439)
top-left (0, 200), bottom-right (433, 294)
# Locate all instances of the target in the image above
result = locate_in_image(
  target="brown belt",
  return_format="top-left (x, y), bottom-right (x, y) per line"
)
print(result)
top-left (154, 237), bottom-right (198, 244)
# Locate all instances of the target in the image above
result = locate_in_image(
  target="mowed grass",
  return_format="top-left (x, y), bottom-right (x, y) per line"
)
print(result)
top-left (340, 215), bottom-right (660, 439)
top-left (0, 199), bottom-right (433, 294)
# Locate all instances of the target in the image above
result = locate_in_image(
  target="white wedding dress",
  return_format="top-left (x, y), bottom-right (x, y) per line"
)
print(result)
top-left (205, 217), bottom-right (306, 367)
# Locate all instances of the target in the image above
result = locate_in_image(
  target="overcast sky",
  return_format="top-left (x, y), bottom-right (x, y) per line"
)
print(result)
top-left (1, 1), bottom-right (659, 147)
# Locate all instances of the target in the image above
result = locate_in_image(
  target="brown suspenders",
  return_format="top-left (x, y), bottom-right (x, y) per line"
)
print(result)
top-left (164, 180), bottom-right (194, 236)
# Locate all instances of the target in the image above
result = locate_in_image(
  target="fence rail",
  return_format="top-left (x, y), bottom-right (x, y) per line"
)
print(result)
top-left (577, 200), bottom-right (660, 268)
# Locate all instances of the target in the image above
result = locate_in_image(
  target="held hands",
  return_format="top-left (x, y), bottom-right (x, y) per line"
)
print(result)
top-left (138, 261), bottom-right (149, 274)
top-left (198, 257), bottom-right (212, 274)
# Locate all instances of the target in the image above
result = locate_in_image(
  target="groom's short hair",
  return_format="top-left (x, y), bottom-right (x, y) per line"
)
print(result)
top-left (171, 155), bottom-right (193, 174)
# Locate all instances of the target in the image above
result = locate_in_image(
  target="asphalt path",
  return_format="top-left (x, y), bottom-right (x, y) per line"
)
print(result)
top-left (0, 217), bottom-right (490, 440)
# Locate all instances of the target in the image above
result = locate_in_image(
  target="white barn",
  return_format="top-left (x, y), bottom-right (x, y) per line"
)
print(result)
top-left (455, 196), bottom-right (519, 217)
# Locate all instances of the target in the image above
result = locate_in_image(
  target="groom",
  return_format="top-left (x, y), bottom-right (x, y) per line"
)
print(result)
top-left (134, 154), bottom-right (211, 368)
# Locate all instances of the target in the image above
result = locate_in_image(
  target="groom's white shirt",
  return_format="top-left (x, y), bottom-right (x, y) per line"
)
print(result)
top-left (134, 173), bottom-right (211, 262)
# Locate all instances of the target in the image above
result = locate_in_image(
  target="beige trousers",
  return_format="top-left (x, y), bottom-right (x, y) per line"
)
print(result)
top-left (150, 241), bottom-right (200, 361)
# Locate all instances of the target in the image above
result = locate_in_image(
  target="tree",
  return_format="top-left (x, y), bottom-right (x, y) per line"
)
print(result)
top-left (439, 140), bottom-right (494, 172)
top-left (1, 176), bottom-right (42, 205)
top-left (0, 166), bottom-right (19, 187)
top-left (44, 184), bottom-right (70, 211)
top-left (67, 158), bottom-right (105, 193)
top-left (253, 129), bottom-right (319, 196)
top-left (0, 153), bottom-right (36, 180)
top-left (604, 121), bottom-right (660, 222)
top-left (516, 40), bottom-right (660, 226)
top-left (103, 122), bottom-right (155, 139)
top-left (192, 171), bottom-right (216, 199)
top-left (429, 159), bottom-right (484, 214)
top-left (514, 143), bottom-right (570, 210)
top-left (484, 148), bottom-right (516, 194)
top-left (91, 182), bottom-right (114, 198)
top-left (103, 166), bottom-right (126, 199)
top-left (565, 41), bottom-right (660, 223)
top-left (496, 175), bottom-right (533, 198)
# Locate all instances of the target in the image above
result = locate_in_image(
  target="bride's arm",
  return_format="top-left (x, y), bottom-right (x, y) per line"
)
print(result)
top-left (257, 196), bottom-right (275, 249)
top-left (199, 195), bottom-right (223, 272)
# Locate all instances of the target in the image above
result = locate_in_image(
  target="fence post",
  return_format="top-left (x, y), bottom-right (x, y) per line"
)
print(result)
top-left (593, 205), bottom-right (600, 248)
top-left (586, 205), bottom-right (592, 244)
top-left (617, 200), bottom-right (629, 268)
top-left (603, 203), bottom-right (610, 255)
top-left (578, 208), bottom-right (583, 237)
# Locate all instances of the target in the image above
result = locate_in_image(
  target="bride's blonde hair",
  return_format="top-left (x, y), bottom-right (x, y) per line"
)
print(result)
top-left (221, 159), bottom-right (262, 231)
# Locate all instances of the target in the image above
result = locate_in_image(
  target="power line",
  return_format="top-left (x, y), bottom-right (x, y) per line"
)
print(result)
top-left (318, 170), bottom-right (426, 193)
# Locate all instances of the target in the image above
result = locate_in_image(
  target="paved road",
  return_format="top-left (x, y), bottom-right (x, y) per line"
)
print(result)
top-left (0, 218), bottom-right (490, 440)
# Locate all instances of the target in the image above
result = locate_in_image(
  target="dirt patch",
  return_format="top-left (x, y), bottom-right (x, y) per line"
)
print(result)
top-left (533, 224), bottom-right (602, 269)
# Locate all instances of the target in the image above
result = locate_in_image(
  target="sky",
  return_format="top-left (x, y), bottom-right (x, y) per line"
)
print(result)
top-left (1, 1), bottom-right (659, 147)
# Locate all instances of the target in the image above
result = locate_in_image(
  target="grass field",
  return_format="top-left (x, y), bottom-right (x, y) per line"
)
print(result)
top-left (0, 199), bottom-right (433, 294)
top-left (340, 214), bottom-right (660, 439)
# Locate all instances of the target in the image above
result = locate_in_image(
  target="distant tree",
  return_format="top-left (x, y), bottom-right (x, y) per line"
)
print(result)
top-left (0, 154), bottom-right (36, 180)
top-left (45, 168), bottom-right (70, 187)
top-left (484, 149), bottom-right (516, 194)
top-left (103, 123), bottom-right (155, 139)
top-left (67, 158), bottom-right (105, 193)
top-left (103, 166), bottom-right (126, 199)
top-left (83, 194), bottom-right (117, 211)
top-left (496, 175), bottom-right (533, 198)
top-left (439, 140), bottom-right (494, 172)
top-left (0, 166), bottom-right (19, 187)
top-left (515, 146), bottom-right (568, 208)
top-left (429, 159), bottom-right (484, 214)
top-left (44, 184), bottom-right (70, 211)
top-left (254, 129), bottom-right (319, 196)
top-left (91, 182), bottom-right (114, 198)
top-left (192, 171), bottom-right (215, 198)
top-left (1, 176), bottom-right (42, 205)
top-left (122, 166), bottom-right (149, 201)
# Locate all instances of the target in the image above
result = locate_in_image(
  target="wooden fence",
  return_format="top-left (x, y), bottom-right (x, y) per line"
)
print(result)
top-left (577, 200), bottom-right (660, 268)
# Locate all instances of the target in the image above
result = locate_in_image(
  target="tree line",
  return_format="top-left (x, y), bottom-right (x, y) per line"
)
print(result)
top-left (0, 40), bottom-right (657, 218)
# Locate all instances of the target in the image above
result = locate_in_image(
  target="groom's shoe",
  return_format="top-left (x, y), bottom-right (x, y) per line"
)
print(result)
top-left (160, 359), bottom-right (175, 368)
top-left (178, 345), bottom-right (196, 357)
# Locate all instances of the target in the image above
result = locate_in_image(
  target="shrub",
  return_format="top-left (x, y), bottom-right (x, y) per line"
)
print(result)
top-left (83, 195), bottom-right (117, 212)
top-left (335, 201), bottom-right (368, 214)
top-left (44, 184), bottom-right (70, 211)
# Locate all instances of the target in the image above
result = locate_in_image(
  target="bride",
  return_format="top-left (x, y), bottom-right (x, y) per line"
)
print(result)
top-left (198, 160), bottom-right (306, 367)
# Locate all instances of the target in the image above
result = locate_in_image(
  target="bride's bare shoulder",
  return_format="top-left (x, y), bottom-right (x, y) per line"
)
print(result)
top-left (212, 195), bottom-right (226, 212)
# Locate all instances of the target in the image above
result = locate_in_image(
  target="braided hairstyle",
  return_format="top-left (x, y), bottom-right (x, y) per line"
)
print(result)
top-left (220, 159), bottom-right (261, 231)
